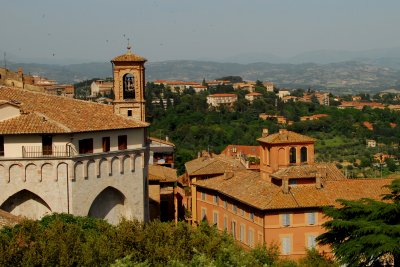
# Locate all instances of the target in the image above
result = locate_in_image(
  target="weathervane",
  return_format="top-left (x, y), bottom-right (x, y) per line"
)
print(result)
top-left (127, 38), bottom-right (132, 54)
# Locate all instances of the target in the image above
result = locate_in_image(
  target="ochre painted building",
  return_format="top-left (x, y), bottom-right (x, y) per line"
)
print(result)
top-left (186, 129), bottom-right (392, 259)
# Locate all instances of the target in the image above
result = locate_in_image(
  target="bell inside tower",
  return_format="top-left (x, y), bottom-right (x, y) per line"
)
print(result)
top-left (123, 73), bottom-right (135, 99)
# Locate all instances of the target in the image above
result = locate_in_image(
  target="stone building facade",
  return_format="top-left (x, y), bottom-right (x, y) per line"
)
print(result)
top-left (0, 48), bottom-right (150, 224)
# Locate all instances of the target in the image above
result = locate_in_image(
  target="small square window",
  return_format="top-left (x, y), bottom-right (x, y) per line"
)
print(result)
top-left (118, 135), bottom-right (127, 150)
top-left (201, 208), bottom-right (206, 221)
top-left (282, 213), bottom-right (291, 227)
top-left (213, 195), bottom-right (219, 204)
top-left (213, 211), bottom-right (218, 226)
top-left (307, 212), bottom-right (316, 225)
top-left (250, 213), bottom-right (254, 221)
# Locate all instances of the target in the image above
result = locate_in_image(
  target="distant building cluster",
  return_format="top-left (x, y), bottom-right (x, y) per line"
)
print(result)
top-left (0, 67), bottom-right (74, 98)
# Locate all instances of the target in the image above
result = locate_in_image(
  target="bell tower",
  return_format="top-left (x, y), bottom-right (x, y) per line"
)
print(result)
top-left (111, 43), bottom-right (147, 121)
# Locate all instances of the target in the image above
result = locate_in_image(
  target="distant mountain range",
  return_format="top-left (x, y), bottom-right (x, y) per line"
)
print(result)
top-left (3, 48), bottom-right (400, 94)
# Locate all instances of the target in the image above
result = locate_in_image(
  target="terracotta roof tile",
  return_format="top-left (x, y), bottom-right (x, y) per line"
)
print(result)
top-left (0, 87), bottom-right (148, 134)
top-left (111, 50), bottom-right (147, 62)
top-left (148, 165), bottom-right (177, 182)
top-left (258, 129), bottom-right (315, 144)
top-left (149, 137), bottom-right (175, 147)
top-left (185, 156), bottom-right (245, 176)
top-left (208, 93), bottom-right (237, 97)
top-left (194, 166), bottom-right (392, 210)
top-left (271, 163), bottom-right (346, 180)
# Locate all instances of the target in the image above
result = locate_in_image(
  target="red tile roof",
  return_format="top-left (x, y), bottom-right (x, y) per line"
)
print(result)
top-left (271, 163), bottom-right (346, 180)
top-left (363, 121), bottom-right (374, 130)
top-left (111, 50), bottom-right (146, 62)
top-left (208, 93), bottom-right (237, 97)
top-left (0, 87), bottom-right (148, 134)
top-left (194, 169), bottom-right (393, 210)
top-left (185, 155), bottom-right (245, 176)
top-left (148, 165), bottom-right (177, 182)
top-left (258, 129), bottom-right (315, 144)
top-left (149, 137), bottom-right (175, 147)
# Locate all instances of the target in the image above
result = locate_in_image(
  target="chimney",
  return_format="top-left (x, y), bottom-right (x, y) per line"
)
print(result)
top-left (224, 171), bottom-right (234, 179)
top-left (279, 129), bottom-right (288, 134)
top-left (197, 151), bottom-right (201, 158)
top-left (165, 136), bottom-right (169, 142)
top-left (262, 128), bottom-right (269, 137)
top-left (282, 176), bottom-right (289, 194)
top-left (18, 67), bottom-right (23, 78)
top-left (315, 172), bottom-right (322, 189)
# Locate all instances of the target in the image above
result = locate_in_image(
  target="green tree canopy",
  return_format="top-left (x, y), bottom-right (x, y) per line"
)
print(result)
top-left (317, 179), bottom-right (400, 267)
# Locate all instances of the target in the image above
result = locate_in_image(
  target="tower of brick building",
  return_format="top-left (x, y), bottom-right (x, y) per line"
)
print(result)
top-left (111, 44), bottom-right (147, 121)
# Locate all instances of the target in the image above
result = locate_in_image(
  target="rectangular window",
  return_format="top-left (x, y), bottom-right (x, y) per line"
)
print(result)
top-left (201, 208), bottom-right (206, 221)
top-left (0, 136), bottom-right (4, 156)
top-left (213, 211), bottom-right (218, 226)
top-left (240, 224), bottom-right (245, 242)
top-left (307, 212), bottom-right (316, 225)
top-left (223, 200), bottom-right (227, 209)
top-left (118, 135), bottom-right (127, 150)
top-left (281, 236), bottom-right (292, 255)
top-left (213, 195), bottom-right (219, 205)
top-left (233, 204), bottom-right (237, 214)
top-left (223, 216), bottom-right (228, 231)
top-left (201, 192), bottom-right (206, 201)
top-left (102, 137), bottom-right (110, 152)
top-left (231, 221), bottom-right (236, 238)
top-left (42, 135), bottom-right (53, 155)
top-left (282, 213), bottom-right (291, 227)
top-left (307, 235), bottom-right (317, 249)
top-left (240, 208), bottom-right (244, 216)
top-left (79, 138), bottom-right (93, 154)
top-left (248, 229), bottom-right (254, 247)
top-left (250, 213), bottom-right (254, 221)
top-left (127, 110), bottom-right (132, 117)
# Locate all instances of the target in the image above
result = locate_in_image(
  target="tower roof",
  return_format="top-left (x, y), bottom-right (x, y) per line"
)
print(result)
top-left (111, 47), bottom-right (147, 63)
top-left (257, 129), bottom-right (315, 144)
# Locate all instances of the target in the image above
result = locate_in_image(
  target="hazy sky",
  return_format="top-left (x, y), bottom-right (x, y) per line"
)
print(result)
top-left (1, 0), bottom-right (400, 64)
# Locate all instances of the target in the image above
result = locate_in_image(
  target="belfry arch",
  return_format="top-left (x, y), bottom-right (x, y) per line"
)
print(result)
top-left (88, 186), bottom-right (127, 224)
top-left (122, 73), bottom-right (135, 99)
top-left (0, 189), bottom-right (51, 219)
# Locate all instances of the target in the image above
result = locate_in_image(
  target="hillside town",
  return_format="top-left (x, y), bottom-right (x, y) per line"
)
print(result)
top-left (0, 44), bottom-right (399, 266)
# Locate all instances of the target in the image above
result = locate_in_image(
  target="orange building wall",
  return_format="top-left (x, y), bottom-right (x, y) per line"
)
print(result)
top-left (196, 189), bottom-right (264, 248)
top-left (260, 143), bottom-right (315, 179)
top-left (196, 189), bottom-right (332, 259)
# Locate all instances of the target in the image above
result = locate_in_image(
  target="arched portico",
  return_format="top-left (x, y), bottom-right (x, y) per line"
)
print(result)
top-left (88, 186), bottom-right (127, 224)
top-left (0, 189), bottom-right (52, 219)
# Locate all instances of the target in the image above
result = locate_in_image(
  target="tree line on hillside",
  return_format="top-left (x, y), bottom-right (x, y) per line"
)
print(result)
top-left (145, 82), bottom-right (400, 175)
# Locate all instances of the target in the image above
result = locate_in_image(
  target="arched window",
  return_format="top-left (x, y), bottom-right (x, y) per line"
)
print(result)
top-left (289, 147), bottom-right (296, 164)
top-left (301, 147), bottom-right (308, 163)
top-left (123, 73), bottom-right (135, 99)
